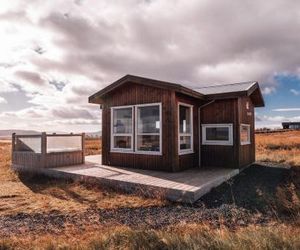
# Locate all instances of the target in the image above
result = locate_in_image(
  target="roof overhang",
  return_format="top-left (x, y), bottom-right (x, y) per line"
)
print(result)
top-left (89, 75), bottom-right (265, 108)
top-left (89, 74), bottom-right (205, 104)
top-left (203, 82), bottom-right (265, 107)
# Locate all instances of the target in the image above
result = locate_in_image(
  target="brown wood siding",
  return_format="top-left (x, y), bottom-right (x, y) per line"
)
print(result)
top-left (100, 82), bottom-right (256, 171)
top-left (101, 82), bottom-right (177, 171)
top-left (238, 96), bottom-right (255, 167)
top-left (200, 99), bottom-right (239, 168)
top-left (45, 151), bottom-right (83, 168)
top-left (12, 152), bottom-right (42, 168)
top-left (176, 93), bottom-right (202, 170)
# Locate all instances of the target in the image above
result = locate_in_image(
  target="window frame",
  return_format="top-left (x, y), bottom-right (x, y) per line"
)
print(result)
top-left (110, 105), bottom-right (134, 152)
top-left (135, 102), bottom-right (162, 155)
top-left (178, 102), bottom-right (194, 155)
top-left (240, 123), bottom-right (251, 145)
top-left (202, 123), bottom-right (233, 146)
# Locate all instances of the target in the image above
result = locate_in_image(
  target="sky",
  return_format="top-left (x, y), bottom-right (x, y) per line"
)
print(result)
top-left (0, 0), bottom-right (300, 132)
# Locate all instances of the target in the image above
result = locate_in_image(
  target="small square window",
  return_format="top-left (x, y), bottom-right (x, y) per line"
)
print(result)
top-left (202, 124), bottom-right (233, 146)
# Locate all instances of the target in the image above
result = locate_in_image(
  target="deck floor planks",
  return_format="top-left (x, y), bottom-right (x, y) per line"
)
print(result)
top-left (44, 155), bottom-right (239, 202)
top-left (13, 154), bottom-right (240, 203)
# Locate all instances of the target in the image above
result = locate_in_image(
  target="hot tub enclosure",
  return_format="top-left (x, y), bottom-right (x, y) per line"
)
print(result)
top-left (89, 75), bottom-right (264, 172)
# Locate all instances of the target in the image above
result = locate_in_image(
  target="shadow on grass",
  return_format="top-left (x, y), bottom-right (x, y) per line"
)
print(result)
top-left (199, 164), bottom-right (292, 212)
top-left (17, 173), bottom-right (100, 205)
top-left (17, 164), bottom-right (298, 217)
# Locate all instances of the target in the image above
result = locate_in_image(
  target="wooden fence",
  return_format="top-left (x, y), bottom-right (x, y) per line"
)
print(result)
top-left (12, 133), bottom-right (85, 169)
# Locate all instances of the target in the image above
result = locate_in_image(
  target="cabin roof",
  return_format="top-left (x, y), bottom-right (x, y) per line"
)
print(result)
top-left (89, 74), bottom-right (265, 107)
top-left (193, 81), bottom-right (256, 95)
top-left (194, 81), bottom-right (265, 107)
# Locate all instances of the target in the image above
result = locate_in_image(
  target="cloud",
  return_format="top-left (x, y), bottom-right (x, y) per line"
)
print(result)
top-left (256, 114), bottom-right (300, 122)
top-left (0, 80), bottom-right (17, 93)
top-left (44, 118), bottom-right (101, 126)
top-left (290, 89), bottom-right (300, 96)
top-left (261, 86), bottom-right (276, 95)
top-left (273, 108), bottom-right (300, 112)
top-left (25, 0), bottom-right (300, 85)
top-left (1, 0), bottom-right (300, 131)
top-left (15, 70), bottom-right (46, 86)
top-left (0, 107), bottom-right (46, 119)
top-left (51, 107), bottom-right (97, 119)
top-left (0, 96), bottom-right (7, 104)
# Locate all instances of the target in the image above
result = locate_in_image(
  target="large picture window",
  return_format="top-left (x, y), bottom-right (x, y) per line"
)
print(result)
top-left (110, 103), bottom-right (161, 154)
top-left (240, 124), bottom-right (251, 145)
top-left (136, 104), bottom-right (161, 153)
top-left (178, 103), bottom-right (193, 154)
top-left (202, 124), bottom-right (233, 146)
top-left (111, 106), bottom-right (133, 151)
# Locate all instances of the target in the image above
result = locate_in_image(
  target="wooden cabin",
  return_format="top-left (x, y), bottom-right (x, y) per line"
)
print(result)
top-left (89, 75), bottom-right (264, 172)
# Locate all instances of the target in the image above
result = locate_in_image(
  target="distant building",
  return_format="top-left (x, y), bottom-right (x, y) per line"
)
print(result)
top-left (282, 122), bottom-right (300, 129)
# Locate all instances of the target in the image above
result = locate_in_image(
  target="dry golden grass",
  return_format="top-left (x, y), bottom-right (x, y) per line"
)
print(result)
top-left (256, 130), bottom-right (300, 166)
top-left (1, 223), bottom-right (300, 250)
top-left (256, 131), bottom-right (300, 222)
top-left (0, 140), bottom-right (164, 216)
top-left (1, 135), bottom-right (300, 249)
top-left (85, 138), bottom-right (101, 156)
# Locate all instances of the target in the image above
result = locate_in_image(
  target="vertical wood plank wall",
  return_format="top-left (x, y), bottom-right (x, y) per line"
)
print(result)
top-left (200, 99), bottom-right (239, 168)
top-left (101, 82), bottom-right (178, 171)
top-left (101, 83), bottom-right (257, 171)
top-left (238, 96), bottom-right (255, 167)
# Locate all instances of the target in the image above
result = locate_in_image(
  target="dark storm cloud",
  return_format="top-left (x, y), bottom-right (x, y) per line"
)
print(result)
top-left (15, 71), bottom-right (46, 85)
top-left (28, 0), bottom-right (300, 89)
top-left (40, 13), bottom-right (115, 52)
top-left (1, 0), bottom-right (300, 131)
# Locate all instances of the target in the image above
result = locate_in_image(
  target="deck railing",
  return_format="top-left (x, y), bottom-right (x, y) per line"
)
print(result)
top-left (12, 133), bottom-right (85, 169)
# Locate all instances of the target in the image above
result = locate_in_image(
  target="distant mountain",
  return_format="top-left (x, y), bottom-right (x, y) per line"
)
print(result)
top-left (0, 129), bottom-right (40, 139)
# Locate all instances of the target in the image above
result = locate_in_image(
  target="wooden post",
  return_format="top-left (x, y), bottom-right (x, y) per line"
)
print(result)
top-left (41, 132), bottom-right (47, 168)
top-left (12, 133), bottom-right (16, 164)
top-left (82, 133), bottom-right (85, 164)
top-left (12, 133), bottom-right (16, 152)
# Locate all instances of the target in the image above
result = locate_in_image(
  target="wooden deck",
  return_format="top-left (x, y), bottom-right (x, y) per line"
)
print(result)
top-left (13, 155), bottom-right (239, 203)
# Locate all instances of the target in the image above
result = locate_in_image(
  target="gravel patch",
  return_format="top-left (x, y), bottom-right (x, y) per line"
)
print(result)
top-left (0, 205), bottom-right (272, 237)
top-left (0, 164), bottom-right (292, 237)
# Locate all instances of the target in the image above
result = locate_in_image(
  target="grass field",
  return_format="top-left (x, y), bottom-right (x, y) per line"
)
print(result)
top-left (0, 132), bottom-right (300, 249)
top-left (256, 130), bottom-right (300, 165)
